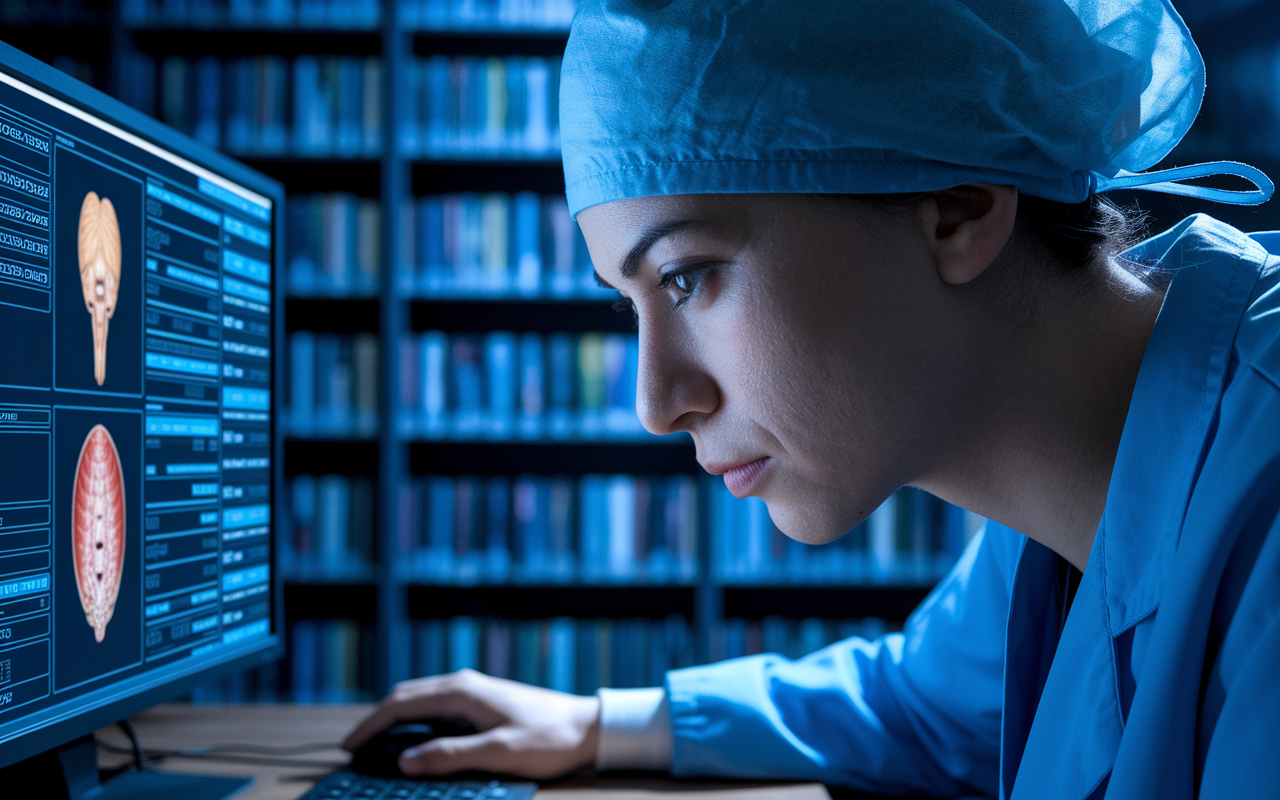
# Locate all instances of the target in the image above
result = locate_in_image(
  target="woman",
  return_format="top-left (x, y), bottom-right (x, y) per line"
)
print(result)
top-left (346, 1), bottom-right (1280, 797)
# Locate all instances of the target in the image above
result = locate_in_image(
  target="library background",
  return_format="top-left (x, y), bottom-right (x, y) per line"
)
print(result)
top-left (5, 0), bottom-right (1278, 705)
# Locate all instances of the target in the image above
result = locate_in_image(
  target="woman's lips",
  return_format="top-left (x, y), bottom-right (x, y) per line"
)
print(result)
top-left (721, 457), bottom-right (770, 498)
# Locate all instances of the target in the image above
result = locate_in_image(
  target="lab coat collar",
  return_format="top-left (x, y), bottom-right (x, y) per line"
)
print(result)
top-left (1005, 539), bottom-right (1124, 800)
top-left (1001, 215), bottom-right (1266, 800)
top-left (1096, 214), bottom-right (1265, 636)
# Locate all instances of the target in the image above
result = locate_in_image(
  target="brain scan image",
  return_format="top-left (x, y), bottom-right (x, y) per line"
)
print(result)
top-left (77, 191), bottom-right (122, 386)
top-left (72, 424), bottom-right (126, 642)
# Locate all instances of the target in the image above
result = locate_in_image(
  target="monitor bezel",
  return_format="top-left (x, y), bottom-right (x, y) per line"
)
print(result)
top-left (0, 40), bottom-right (287, 769)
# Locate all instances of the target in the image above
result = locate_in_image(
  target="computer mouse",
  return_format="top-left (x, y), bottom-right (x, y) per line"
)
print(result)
top-left (348, 717), bottom-right (479, 778)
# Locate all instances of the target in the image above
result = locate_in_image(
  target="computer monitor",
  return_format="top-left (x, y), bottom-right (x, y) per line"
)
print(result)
top-left (0, 41), bottom-right (284, 795)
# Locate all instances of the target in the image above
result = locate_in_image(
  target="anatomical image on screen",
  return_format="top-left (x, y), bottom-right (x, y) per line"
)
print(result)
top-left (54, 149), bottom-right (141, 396)
top-left (53, 406), bottom-right (141, 692)
top-left (71, 423), bottom-right (126, 642)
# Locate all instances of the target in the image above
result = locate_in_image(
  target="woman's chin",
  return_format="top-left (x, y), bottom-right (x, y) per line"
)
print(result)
top-left (766, 501), bottom-right (860, 546)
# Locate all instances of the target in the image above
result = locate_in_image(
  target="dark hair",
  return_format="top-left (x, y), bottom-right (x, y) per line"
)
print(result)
top-left (1010, 193), bottom-right (1149, 273)
top-left (834, 191), bottom-right (1150, 275)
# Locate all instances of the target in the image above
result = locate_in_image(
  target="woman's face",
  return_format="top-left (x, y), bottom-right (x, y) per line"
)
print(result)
top-left (579, 193), bottom-right (980, 544)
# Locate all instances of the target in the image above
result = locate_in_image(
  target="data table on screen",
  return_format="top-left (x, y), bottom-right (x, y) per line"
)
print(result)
top-left (0, 65), bottom-right (277, 740)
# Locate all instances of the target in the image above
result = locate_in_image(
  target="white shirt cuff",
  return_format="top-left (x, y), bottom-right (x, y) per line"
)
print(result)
top-left (595, 686), bottom-right (673, 771)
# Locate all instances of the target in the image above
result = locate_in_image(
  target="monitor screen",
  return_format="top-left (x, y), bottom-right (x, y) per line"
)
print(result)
top-left (0, 50), bottom-right (281, 766)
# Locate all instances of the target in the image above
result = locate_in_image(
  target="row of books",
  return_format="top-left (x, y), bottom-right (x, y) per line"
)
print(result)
top-left (120, 53), bottom-right (385, 159)
top-left (409, 615), bottom-right (897, 696)
top-left (285, 332), bottom-right (380, 438)
top-left (190, 661), bottom-right (283, 704)
top-left (399, 55), bottom-right (561, 158)
top-left (119, 0), bottom-right (577, 29)
top-left (283, 191), bottom-right (604, 300)
top-left (712, 485), bottom-right (984, 586)
top-left (192, 619), bottom-right (374, 704)
top-left (395, 331), bottom-right (652, 442)
top-left (289, 619), bottom-right (373, 703)
top-left (411, 615), bottom-right (693, 695)
top-left (395, 473), bottom-right (699, 585)
top-left (287, 193), bottom-right (381, 297)
top-left (121, 0), bottom-right (381, 28)
top-left (281, 474), bottom-right (377, 581)
top-left (284, 470), bottom-right (979, 588)
top-left (714, 615), bottom-right (894, 663)
top-left (396, 192), bottom-right (608, 300)
top-left (397, 0), bottom-right (577, 30)
top-left (191, 613), bottom-right (897, 703)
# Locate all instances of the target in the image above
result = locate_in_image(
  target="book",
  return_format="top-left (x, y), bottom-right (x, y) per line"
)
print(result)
top-left (353, 333), bottom-right (378, 437)
top-left (287, 331), bottom-right (315, 436)
top-left (485, 331), bottom-right (516, 438)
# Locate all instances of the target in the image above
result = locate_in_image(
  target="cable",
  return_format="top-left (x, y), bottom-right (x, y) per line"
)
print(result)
top-left (117, 720), bottom-right (146, 770)
top-left (177, 742), bottom-right (342, 756)
top-left (95, 735), bottom-right (348, 769)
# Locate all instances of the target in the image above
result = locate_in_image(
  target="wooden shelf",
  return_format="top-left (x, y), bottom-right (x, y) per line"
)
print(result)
top-left (127, 27), bottom-right (383, 57)
top-left (284, 581), bottom-right (378, 620)
top-left (284, 297), bottom-right (380, 332)
top-left (407, 584), bottom-right (696, 620)
top-left (409, 298), bottom-right (631, 333)
top-left (410, 440), bottom-right (698, 475)
top-left (239, 157), bottom-right (382, 196)
top-left (412, 29), bottom-right (569, 57)
top-left (283, 438), bottom-right (379, 475)
top-left (722, 586), bottom-right (934, 623)
top-left (412, 159), bottom-right (564, 194)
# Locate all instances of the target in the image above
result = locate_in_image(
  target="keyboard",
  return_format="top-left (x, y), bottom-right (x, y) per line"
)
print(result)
top-left (301, 771), bottom-right (539, 800)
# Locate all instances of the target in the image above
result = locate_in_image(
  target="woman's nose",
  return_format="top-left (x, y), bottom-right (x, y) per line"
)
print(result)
top-left (635, 322), bottom-right (719, 436)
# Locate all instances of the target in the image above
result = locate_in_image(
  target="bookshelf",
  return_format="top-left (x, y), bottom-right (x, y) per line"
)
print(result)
top-left (7, 0), bottom-right (1277, 707)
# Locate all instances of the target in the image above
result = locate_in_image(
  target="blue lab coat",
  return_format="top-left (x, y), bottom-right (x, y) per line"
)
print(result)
top-left (664, 216), bottom-right (1280, 799)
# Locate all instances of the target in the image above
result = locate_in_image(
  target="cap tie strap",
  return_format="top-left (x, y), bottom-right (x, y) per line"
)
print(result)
top-left (1093, 161), bottom-right (1274, 206)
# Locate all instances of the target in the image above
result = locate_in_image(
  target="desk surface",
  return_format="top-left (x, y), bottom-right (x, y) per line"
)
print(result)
top-left (95, 704), bottom-right (832, 800)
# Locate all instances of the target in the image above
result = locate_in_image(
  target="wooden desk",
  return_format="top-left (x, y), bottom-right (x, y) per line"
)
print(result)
top-left (95, 704), bottom-right (833, 800)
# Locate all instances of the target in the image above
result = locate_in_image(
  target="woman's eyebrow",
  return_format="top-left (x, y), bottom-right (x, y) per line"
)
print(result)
top-left (617, 219), bottom-right (704, 280)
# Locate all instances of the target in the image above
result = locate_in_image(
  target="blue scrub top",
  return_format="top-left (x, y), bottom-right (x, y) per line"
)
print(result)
top-left (663, 216), bottom-right (1280, 799)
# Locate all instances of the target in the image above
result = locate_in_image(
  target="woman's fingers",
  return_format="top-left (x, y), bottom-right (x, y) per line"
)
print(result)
top-left (399, 729), bottom-right (510, 777)
top-left (399, 726), bottom-right (589, 780)
top-left (343, 669), bottom-right (602, 780)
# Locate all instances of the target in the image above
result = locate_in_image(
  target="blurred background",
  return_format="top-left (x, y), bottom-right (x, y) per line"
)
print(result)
top-left (2, 0), bottom-right (1276, 705)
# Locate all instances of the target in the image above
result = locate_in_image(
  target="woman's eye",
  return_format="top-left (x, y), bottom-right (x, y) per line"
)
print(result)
top-left (658, 264), bottom-right (712, 306)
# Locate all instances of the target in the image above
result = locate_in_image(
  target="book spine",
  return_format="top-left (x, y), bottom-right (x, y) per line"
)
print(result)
top-left (291, 620), bottom-right (317, 703)
top-left (287, 331), bottom-right (315, 436)
top-left (485, 331), bottom-right (517, 439)
top-left (355, 198), bottom-right (380, 296)
top-left (420, 330), bottom-right (449, 437)
top-left (352, 333), bottom-right (378, 437)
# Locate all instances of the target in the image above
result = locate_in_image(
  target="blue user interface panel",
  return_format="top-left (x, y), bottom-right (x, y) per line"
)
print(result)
top-left (0, 68), bottom-right (274, 743)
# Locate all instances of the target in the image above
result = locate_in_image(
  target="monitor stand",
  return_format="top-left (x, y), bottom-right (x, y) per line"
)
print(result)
top-left (1, 734), bottom-right (253, 800)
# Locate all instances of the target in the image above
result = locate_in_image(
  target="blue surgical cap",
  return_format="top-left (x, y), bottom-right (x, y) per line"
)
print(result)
top-left (560, 0), bottom-right (1273, 217)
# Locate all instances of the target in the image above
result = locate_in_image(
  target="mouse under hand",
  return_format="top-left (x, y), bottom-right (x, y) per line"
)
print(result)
top-left (344, 669), bottom-right (600, 780)
top-left (348, 717), bottom-right (480, 779)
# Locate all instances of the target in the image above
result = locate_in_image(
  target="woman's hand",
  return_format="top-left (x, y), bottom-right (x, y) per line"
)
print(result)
top-left (342, 669), bottom-right (601, 779)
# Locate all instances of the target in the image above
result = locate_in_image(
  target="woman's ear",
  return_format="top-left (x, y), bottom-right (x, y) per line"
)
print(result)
top-left (917, 183), bottom-right (1019, 285)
